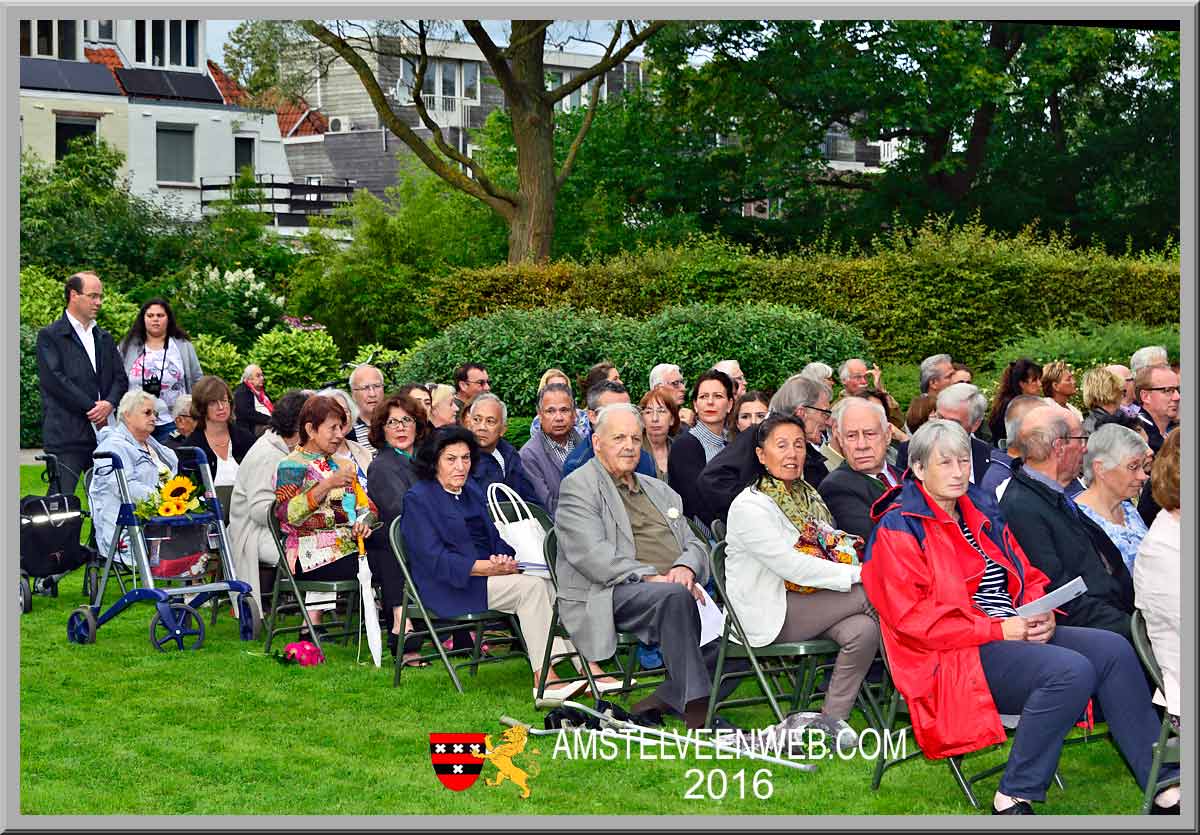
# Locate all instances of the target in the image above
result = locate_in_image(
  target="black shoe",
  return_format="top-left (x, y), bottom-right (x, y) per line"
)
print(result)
top-left (1150, 800), bottom-right (1180, 815)
top-left (630, 708), bottom-right (665, 728)
top-left (992, 800), bottom-right (1035, 815)
top-left (707, 715), bottom-right (746, 733)
top-left (387, 632), bottom-right (399, 659)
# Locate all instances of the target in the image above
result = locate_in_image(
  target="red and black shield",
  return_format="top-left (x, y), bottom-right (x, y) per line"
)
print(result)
top-left (429, 733), bottom-right (487, 791)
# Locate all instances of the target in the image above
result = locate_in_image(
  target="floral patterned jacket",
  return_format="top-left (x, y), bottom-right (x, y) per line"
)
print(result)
top-left (274, 449), bottom-right (377, 573)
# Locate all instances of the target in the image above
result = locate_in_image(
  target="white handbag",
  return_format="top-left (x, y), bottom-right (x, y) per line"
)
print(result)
top-left (486, 482), bottom-right (550, 578)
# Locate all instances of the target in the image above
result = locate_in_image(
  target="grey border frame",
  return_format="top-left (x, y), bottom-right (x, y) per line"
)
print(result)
top-left (5, 1), bottom-right (1195, 830)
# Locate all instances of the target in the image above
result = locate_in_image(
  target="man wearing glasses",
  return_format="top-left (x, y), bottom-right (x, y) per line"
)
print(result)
top-left (1133, 365), bottom-right (1180, 453)
top-left (648, 363), bottom-right (695, 428)
top-left (452, 362), bottom-right (491, 419)
top-left (349, 364), bottom-right (385, 452)
top-left (1000, 404), bottom-right (1135, 640)
top-left (36, 272), bottom-right (129, 496)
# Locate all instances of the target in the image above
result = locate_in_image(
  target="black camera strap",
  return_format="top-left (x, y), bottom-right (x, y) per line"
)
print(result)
top-left (141, 335), bottom-right (170, 388)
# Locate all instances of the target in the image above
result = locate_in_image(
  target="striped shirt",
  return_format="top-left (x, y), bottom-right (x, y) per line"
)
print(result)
top-left (959, 520), bottom-right (1018, 618)
top-left (690, 422), bottom-right (728, 463)
top-left (352, 418), bottom-right (371, 449)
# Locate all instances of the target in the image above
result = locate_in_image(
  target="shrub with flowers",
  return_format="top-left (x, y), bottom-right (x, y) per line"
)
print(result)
top-left (175, 266), bottom-right (286, 353)
top-left (133, 474), bottom-right (209, 521)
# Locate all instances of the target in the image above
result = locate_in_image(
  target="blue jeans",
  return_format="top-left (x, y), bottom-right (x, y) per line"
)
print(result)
top-left (152, 421), bottom-right (176, 442)
top-left (978, 625), bottom-right (1179, 802)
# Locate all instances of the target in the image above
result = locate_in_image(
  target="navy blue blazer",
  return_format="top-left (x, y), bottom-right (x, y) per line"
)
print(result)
top-left (399, 479), bottom-right (515, 618)
top-left (470, 438), bottom-right (544, 509)
top-left (36, 313), bottom-right (128, 454)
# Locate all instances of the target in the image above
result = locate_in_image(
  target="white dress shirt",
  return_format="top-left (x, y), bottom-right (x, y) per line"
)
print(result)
top-left (66, 310), bottom-right (98, 373)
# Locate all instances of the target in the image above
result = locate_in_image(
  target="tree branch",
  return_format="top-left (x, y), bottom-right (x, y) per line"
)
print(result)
top-left (548, 20), bottom-right (667, 103)
top-left (499, 21), bottom-right (553, 58)
top-left (298, 20), bottom-right (517, 214)
top-left (556, 74), bottom-right (605, 188)
top-left (463, 20), bottom-right (522, 101)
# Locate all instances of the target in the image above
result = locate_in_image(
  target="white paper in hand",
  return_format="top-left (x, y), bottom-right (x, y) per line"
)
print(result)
top-left (695, 586), bottom-right (726, 647)
top-left (1016, 576), bottom-right (1087, 618)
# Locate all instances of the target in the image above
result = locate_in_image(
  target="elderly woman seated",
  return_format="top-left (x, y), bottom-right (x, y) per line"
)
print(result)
top-left (274, 395), bottom-right (381, 631)
top-left (400, 426), bottom-right (607, 702)
top-left (1074, 423), bottom-right (1152, 572)
top-left (863, 419), bottom-right (1180, 815)
top-left (163, 394), bottom-right (196, 449)
top-left (317, 387), bottom-right (375, 488)
top-left (724, 415), bottom-right (879, 753)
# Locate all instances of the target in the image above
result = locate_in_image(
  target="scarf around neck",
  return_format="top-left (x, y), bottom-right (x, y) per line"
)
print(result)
top-left (757, 473), bottom-right (861, 593)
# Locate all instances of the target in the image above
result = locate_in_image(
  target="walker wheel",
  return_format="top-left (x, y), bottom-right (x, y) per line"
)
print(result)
top-left (42, 575), bottom-right (59, 598)
top-left (238, 595), bottom-right (263, 641)
top-left (149, 603), bottom-right (206, 652)
top-left (82, 565), bottom-right (100, 602)
top-left (19, 576), bottom-right (32, 615)
top-left (67, 606), bottom-right (97, 644)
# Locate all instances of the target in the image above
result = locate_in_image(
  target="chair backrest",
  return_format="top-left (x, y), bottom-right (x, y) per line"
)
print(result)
top-left (542, 528), bottom-right (560, 587)
top-left (710, 518), bottom-right (726, 542)
top-left (707, 542), bottom-right (745, 641)
top-left (266, 501), bottom-right (291, 567)
top-left (1130, 609), bottom-right (1164, 691)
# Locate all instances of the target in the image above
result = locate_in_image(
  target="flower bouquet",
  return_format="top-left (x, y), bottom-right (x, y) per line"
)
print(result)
top-left (133, 475), bottom-right (209, 521)
top-left (131, 475), bottom-right (212, 578)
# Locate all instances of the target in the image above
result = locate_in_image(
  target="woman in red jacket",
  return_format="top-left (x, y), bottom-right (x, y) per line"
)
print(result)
top-left (863, 419), bottom-right (1179, 815)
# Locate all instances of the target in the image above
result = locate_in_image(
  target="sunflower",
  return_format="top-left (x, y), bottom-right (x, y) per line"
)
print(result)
top-left (157, 499), bottom-right (189, 517)
top-left (162, 475), bottom-right (196, 501)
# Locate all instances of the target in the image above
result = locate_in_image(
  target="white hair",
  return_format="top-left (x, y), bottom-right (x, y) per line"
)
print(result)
top-left (1081, 424), bottom-right (1150, 487)
top-left (713, 359), bottom-right (740, 376)
top-left (594, 402), bottom-right (644, 436)
top-left (118, 389), bottom-right (157, 419)
top-left (1130, 346), bottom-right (1168, 374)
top-left (241, 364), bottom-right (261, 383)
top-left (348, 363), bottom-right (382, 390)
top-left (800, 361), bottom-right (833, 383)
top-left (649, 363), bottom-right (681, 390)
top-left (170, 394), bottom-right (193, 421)
top-left (317, 388), bottom-right (357, 423)
top-left (468, 392), bottom-right (508, 424)
top-left (908, 419), bottom-right (971, 471)
top-left (919, 354), bottom-right (952, 393)
top-left (937, 383), bottom-right (988, 428)
top-left (832, 396), bottom-right (888, 434)
top-left (838, 358), bottom-right (866, 383)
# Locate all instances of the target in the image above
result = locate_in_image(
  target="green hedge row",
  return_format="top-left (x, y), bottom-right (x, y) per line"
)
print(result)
top-left (989, 320), bottom-right (1181, 372)
top-left (394, 303), bottom-right (872, 413)
top-left (424, 221), bottom-right (1180, 366)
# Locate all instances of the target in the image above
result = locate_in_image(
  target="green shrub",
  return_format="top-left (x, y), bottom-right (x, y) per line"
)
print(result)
top-left (19, 264), bottom-right (139, 336)
top-left (192, 333), bottom-right (244, 388)
top-left (504, 416), bottom-right (535, 447)
top-left (424, 219), bottom-right (1180, 365)
top-left (175, 266), bottom-right (286, 353)
top-left (248, 328), bottom-right (342, 395)
top-left (394, 303), bottom-right (870, 414)
top-left (350, 343), bottom-right (410, 390)
top-left (20, 324), bottom-right (42, 448)
top-left (988, 320), bottom-right (1181, 372)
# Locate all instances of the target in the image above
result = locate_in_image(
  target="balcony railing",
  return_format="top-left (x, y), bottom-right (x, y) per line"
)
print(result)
top-left (199, 173), bottom-right (356, 227)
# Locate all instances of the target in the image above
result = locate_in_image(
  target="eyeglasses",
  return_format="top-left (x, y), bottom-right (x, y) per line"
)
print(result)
top-left (1143, 386), bottom-right (1181, 395)
top-left (384, 417), bottom-right (415, 429)
top-left (82, 292), bottom-right (103, 301)
top-left (1064, 435), bottom-right (1089, 443)
top-left (468, 378), bottom-right (491, 387)
top-left (352, 383), bottom-right (384, 393)
top-left (805, 405), bottom-right (833, 415)
top-left (665, 379), bottom-right (686, 389)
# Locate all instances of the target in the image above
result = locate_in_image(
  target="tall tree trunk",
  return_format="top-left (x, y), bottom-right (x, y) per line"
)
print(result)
top-left (506, 41), bottom-right (557, 263)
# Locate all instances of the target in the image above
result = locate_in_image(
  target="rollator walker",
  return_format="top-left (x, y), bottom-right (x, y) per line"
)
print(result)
top-left (66, 447), bottom-right (260, 650)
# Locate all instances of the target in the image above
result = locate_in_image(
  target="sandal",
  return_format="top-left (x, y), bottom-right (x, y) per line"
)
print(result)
top-left (402, 652), bottom-right (430, 668)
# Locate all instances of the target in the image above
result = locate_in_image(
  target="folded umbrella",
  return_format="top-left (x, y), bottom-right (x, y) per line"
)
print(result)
top-left (340, 463), bottom-right (382, 667)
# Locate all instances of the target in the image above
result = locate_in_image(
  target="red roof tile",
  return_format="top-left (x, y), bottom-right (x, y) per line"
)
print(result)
top-left (84, 47), bottom-right (127, 95)
top-left (257, 88), bottom-right (327, 137)
top-left (206, 60), bottom-right (249, 106)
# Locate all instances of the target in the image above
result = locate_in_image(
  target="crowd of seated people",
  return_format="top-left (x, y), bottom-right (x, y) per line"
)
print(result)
top-left (56, 272), bottom-right (1182, 815)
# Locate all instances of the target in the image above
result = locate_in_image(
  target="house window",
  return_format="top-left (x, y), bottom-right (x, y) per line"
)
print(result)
top-left (156, 124), bottom-right (195, 183)
top-left (97, 19), bottom-right (114, 41)
top-left (57, 20), bottom-right (77, 60)
top-left (151, 20), bottom-right (166, 66)
top-left (36, 20), bottom-right (53, 56)
top-left (20, 21), bottom-right (31, 56)
top-left (55, 116), bottom-right (97, 160)
top-left (22, 19), bottom-right (79, 60)
top-left (397, 58), bottom-right (480, 108)
top-left (169, 20), bottom-right (182, 66)
top-left (135, 20), bottom-right (146, 63)
top-left (185, 21), bottom-right (198, 67)
top-left (234, 136), bottom-right (255, 175)
top-left (463, 62), bottom-right (479, 102)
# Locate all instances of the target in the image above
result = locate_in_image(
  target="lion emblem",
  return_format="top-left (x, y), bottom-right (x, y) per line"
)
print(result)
top-left (479, 725), bottom-right (540, 799)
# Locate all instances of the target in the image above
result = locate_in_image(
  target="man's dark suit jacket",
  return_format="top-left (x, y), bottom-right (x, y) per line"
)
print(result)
top-left (895, 434), bottom-right (992, 484)
top-left (817, 461), bottom-right (899, 541)
top-left (35, 313), bottom-right (128, 454)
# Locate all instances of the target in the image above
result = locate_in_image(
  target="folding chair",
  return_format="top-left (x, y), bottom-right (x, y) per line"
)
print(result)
top-left (704, 541), bottom-right (846, 726)
top-left (710, 518), bottom-right (727, 542)
top-left (263, 502), bottom-right (362, 655)
top-left (870, 644), bottom-right (1066, 809)
top-left (1131, 610), bottom-right (1180, 814)
top-left (387, 515), bottom-right (527, 692)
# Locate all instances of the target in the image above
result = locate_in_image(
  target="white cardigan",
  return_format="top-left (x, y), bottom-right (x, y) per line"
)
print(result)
top-left (725, 485), bottom-right (862, 647)
top-left (1132, 511), bottom-right (1180, 716)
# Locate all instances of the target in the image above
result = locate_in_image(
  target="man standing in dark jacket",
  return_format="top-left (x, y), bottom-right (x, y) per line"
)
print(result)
top-left (36, 272), bottom-right (129, 496)
top-left (999, 404), bottom-right (1135, 640)
top-left (467, 393), bottom-right (543, 508)
top-left (696, 374), bottom-right (831, 525)
top-left (818, 397), bottom-right (902, 540)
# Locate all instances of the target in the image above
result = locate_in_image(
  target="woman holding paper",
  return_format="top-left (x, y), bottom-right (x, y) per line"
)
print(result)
top-left (863, 419), bottom-right (1180, 815)
top-left (724, 415), bottom-right (879, 755)
top-left (273, 395), bottom-right (380, 632)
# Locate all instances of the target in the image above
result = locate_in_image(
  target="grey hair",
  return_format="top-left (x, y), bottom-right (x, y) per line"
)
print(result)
top-left (587, 380), bottom-right (628, 412)
top-left (937, 383), bottom-right (988, 428)
top-left (908, 419), bottom-right (971, 471)
top-left (800, 361), bottom-right (833, 382)
top-left (648, 363), bottom-right (680, 390)
top-left (241, 364), bottom-right (261, 383)
top-left (837, 358), bottom-right (863, 383)
top-left (1130, 345), bottom-right (1169, 374)
top-left (171, 394), bottom-right (194, 420)
top-left (1017, 408), bottom-right (1070, 463)
top-left (317, 388), bottom-right (358, 423)
top-left (1003, 394), bottom-right (1047, 452)
top-left (118, 389), bottom-right (156, 419)
top-left (832, 396), bottom-right (888, 434)
top-left (1081, 423), bottom-right (1150, 487)
top-left (594, 402), bottom-right (644, 436)
top-left (769, 375), bottom-right (828, 416)
top-left (537, 382), bottom-right (574, 410)
top-left (919, 354), bottom-right (952, 393)
top-left (348, 363), bottom-right (382, 390)
top-left (468, 391), bottom-right (508, 424)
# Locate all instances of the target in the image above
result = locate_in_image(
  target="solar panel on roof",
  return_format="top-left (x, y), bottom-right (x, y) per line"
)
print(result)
top-left (20, 57), bottom-right (68, 92)
top-left (57, 60), bottom-right (122, 96)
top-left (116, 67), bottom-right (172, 98)
top-left (162, 71), bottom-right (222, 103)
top-left (117, 67), bottom-right (222, 103)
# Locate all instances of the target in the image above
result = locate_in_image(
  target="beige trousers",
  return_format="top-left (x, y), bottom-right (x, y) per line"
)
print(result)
top-left (486, 573), bottom-right (573, 676)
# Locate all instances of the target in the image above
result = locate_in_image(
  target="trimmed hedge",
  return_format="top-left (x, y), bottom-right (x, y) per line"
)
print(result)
top-left (20, 264), bottom-right (139, 336)
top-left (423, 221), bottom-right (1179, 366)
top-left (394, 303), bottom-right (871, 413)
top-left (20, 325), bottom-right (42, 448)
top-left (989, 320), bottom-right (1181, 372)
top-left (249, 328), bottom-right (342, 396)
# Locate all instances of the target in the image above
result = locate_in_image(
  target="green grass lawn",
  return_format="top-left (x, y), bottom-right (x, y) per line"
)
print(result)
top-left (17, 464), bottom-right (1146, 816)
